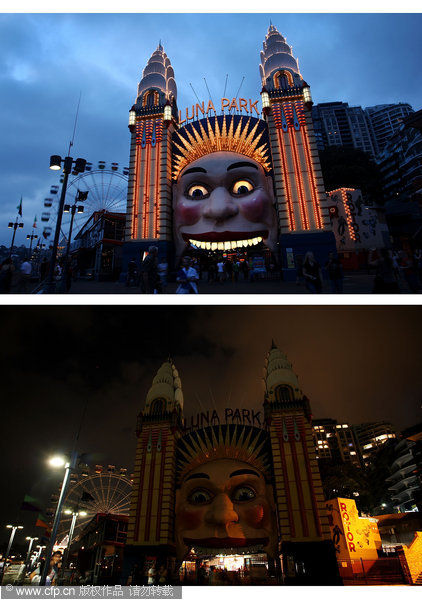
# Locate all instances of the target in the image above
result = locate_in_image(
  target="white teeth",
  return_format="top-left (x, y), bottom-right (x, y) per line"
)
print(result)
top-left (189, 236), bottom-right (263, 250)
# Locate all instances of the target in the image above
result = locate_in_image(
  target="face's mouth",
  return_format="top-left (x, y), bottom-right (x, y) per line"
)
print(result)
top-left (182, 231), bottom-right (267, 250)
top-left (183, 537), bottom-right (269, 555)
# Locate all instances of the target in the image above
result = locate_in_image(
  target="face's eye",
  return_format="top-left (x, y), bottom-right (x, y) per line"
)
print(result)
top-left (188, 488), bottom-right (213, 505)
top-left (186, 184), bottom-right (209, 199)
top-left (232, 180), bottom-right (254, 196)
top-left (232, 486), bottom-right (257, 502)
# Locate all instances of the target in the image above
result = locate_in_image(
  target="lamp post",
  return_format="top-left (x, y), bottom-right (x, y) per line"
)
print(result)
top-left (26, 231), bottom-right (39, 258)
top-left (43, 155), bottom-right (86, 293)
top-left (19, 537), bottom-right (38, 584)
top-left (39, 452), bottom-right (78, 586)
top-left (0, 525), bottom-right (24, 583)
top-left (57, 190), bottom-right (88, 292)
top-left (59, 508), bottom-right (87, 581)
top-left (8, 219), bottom-right (24, 257)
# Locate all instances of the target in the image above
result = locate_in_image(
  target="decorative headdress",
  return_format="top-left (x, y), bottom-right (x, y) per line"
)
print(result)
top-left (176, 424), bottom-right (273, 485)
top-left (172, 115), bottom-right (272, 181)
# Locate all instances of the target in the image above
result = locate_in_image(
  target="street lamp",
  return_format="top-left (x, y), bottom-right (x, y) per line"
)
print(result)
top-left (0, 525), bottom-right (24, 583)
top-left (59, 508), bottom-right (87, 580)
top-left (26, 232), bottom-right (38, 257)
top-left (19, 537), bottom-right (38, 584)
top-left (8, 220), bottom-right (24, 257)
top-left (57, 189), bottom-right (88, 292)
top-left (43, 155), bottom-right (87, 293)
top-left (39, 451), bottom-right (78, 585)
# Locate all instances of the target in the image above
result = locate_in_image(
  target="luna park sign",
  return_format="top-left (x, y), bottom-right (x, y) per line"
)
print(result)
top-left (179, 97), bottom-right (260, 125)
top-left (184, 407), bottom-right (264, 433)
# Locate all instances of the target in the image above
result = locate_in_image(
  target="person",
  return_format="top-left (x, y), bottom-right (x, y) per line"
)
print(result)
top-left (174, 426), bottom-right (277, 562)
top-left (302, 251), bottom-right (323, 293)
top-left (172, 150), bottom-right (277, 261)
top-left (157, 564), bottom-right (168, 585)
top-left (398, 250), bottom-right (420, 292)
top-left (216, 260), bottom-right (225, 283)
top-left (157, 258), bottom-right (168, 293)
top-left (126, 258), bottom-right (138, 287)
top-left (40, 257), bottom-right (49, 281)
top-left (225, 259), bottom-right (233, 282)
top-left (368, 248), bottom-right (399, 293)
top-left (140, 246), bottom-right (159, 293)
top-left (20, 258), bottom-right (32, 292)
top-left (232, 259), bottom-right (240, 282)
top-left (325, 252), bottom-right (343, 293)
top-left (176, 256), bottom-right (199, 293)
top-left (29, 551), bottom-right (62, 586)
top-left (414, 248), bottom-right (422, 285)
top-left (147, 562), bottom-right (156, 585)
top-left (0, 258), bottom-right (14, 293)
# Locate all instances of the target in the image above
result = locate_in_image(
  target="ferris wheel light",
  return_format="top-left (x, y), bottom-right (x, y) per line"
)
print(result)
top-left (79, 511), bottom-right (87, 517)
top-left (64, 510), bottom-right (72, 515)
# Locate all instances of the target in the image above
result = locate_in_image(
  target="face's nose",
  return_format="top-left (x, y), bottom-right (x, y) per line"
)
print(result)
top-left (202, 187), bottom-right (239, 223)
top-left (204, 493), bottom-right (239, 529)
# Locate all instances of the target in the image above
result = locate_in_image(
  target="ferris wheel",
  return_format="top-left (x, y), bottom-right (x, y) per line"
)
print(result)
top-left (41, 161), bottom-right (129, 245)
top-left (55, 468), bottom-right (133, 541)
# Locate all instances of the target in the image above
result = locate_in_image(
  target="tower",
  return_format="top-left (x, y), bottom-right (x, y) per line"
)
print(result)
top-left (260, 25), bottom-right (336, 274)
top-left (263, 342), bottom-right (340, 583)
top-left (125, 44), bottom-right (178, 265)
top-left (125, 359), bottom-right (184, 577)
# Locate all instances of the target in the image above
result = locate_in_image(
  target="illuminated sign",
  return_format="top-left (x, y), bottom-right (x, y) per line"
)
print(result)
top-left (184, 408), bottom-right (264, 432)
top-left (179, 97), bottom-right (260, 125)
top-left (326, 497), bottom-right (381, 561)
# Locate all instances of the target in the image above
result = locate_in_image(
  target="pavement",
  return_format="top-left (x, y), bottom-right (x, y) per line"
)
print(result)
top-left (22, 270), bottom-right (420, 295)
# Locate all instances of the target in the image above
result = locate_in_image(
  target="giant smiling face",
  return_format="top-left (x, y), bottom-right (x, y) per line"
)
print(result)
top-left (175, 458), bottom-right (277, 561)
top-left (173, 152), bottom-right (277, 258)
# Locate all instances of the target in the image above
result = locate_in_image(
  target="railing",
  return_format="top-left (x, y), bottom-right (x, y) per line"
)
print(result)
top-left (338, 556), bottom-right (407, 585)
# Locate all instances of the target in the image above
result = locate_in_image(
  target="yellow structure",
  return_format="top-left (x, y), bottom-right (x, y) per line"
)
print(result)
top-left (326, 497), bottom-right (381, 561)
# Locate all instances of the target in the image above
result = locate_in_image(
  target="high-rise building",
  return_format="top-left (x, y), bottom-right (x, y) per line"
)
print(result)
top-left (353, 422), bottom-right (397, 467)
top-left (365, 103), bottom-right (414, 155)
top-left (312, 102), bottom-right (376, 157)
top-left (312, 418), bottom-right (361, 468)
top-left (385, 423), bottom-right (422, 513)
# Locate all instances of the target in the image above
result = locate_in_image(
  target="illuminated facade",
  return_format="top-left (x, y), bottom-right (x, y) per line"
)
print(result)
top-left (312, 419), bottom-right (361, 468)
top-left (124, 344), bottom-right (340, 585)
top-left (123, 25), bottom-right (336, 276)
top-left (353, 422), bottom-right (397, 467)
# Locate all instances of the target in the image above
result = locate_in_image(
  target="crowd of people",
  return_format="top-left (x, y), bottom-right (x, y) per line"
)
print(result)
top-left (2, 245), bottom-right (422, 294)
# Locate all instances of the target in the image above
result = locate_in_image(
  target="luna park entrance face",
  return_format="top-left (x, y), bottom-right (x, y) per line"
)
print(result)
top-left (180, 552), bottom-right (269, 585)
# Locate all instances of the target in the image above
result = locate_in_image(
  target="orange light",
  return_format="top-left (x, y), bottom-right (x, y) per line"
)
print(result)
top-left (288, 127), bottom-right (308, 230)
top-left (277, 127), bottom-right (295, 230)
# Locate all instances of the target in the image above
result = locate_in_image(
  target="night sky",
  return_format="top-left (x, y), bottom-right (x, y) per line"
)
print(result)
top-left (0, 305), bottom-right (421, 545)
top-left (1, 12), bottom-right (422, 245)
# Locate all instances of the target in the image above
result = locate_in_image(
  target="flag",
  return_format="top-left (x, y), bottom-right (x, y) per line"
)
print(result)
top-left (36, 513), bottom-right (50, 529)
top-left (17, 196), bottom-right (23, 217)
top-left (33, 215), bottom-right (37, 228)
top-left (21, 495), bottom-right (43, 512)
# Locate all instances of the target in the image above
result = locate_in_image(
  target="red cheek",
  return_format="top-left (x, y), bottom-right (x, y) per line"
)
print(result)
top-left (241, 505), bottom-right (265, 527)
top-left (176, 203), bottom-right (201, 226)
top-left (240, 192), bottom-right (270, 222)
top-left (178, 508), bottom-right (203, 530)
